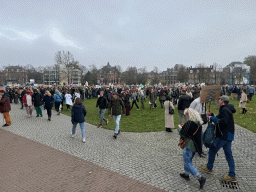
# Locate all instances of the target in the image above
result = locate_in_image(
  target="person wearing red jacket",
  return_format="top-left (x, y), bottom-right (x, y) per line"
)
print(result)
top-left (23, 90), bottom-right (33, 117)
top-left (0, 88), bottom-right (11, 126)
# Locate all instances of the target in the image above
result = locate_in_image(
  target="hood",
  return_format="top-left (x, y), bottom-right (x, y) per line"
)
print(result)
top-left (225, 104), bottom-right (236, 113)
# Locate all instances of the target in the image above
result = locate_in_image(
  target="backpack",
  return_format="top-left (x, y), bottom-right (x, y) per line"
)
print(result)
top-left (202, 121), bottom-right (216, 148)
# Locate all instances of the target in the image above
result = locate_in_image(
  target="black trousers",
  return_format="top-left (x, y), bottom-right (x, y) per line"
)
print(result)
top-left (46, 107), bottom-right (52, 117)
top-left (131, 100), bottom-right (139, 109)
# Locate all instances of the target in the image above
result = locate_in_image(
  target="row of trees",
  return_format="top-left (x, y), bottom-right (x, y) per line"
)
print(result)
top-left (1, 51), bottom-right (256, 85)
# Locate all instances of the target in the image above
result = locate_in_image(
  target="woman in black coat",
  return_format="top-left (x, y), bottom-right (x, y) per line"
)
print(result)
top-left (43, 90), bottom-right (55, 121)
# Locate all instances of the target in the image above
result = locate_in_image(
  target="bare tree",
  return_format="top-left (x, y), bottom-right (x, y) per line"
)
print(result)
top-left (177, 65), bottom-right (189, 83)
top-left (244, 55), bottom-right (256, 84)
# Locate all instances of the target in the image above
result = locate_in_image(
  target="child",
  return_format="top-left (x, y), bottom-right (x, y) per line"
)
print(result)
top-left (71, 98), bottom-right (87, 143)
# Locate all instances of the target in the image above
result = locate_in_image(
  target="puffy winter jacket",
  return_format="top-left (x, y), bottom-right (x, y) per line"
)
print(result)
top-left (0, 93), bottom-right (11, 113)
top-left (71, 104), bottom-right (87, 123)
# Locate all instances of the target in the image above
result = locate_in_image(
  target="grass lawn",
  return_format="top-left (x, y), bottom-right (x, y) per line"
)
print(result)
top-left (61, 96), bottom-right (256, 133)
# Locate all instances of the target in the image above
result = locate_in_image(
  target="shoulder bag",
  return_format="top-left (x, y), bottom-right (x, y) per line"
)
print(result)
top-left (169, 101), bottom-right (174, 114)
top-left (178, 126), bottom-right (200, 149)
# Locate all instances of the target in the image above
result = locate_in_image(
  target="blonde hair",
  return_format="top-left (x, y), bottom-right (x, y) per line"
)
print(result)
top-left (45, 90), bottom-right (51, 96)
top-left (184, 108), bottom-right (203, 126)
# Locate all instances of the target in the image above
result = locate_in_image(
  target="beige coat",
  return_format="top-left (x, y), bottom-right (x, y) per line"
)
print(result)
top-left (164, 101), bottom-right (175, 128)
top-left (239, 92), bottom-right (247, 108)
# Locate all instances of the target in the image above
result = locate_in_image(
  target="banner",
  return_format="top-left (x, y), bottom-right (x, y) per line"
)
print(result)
top-left (200, 85), bottom-right (222, 103)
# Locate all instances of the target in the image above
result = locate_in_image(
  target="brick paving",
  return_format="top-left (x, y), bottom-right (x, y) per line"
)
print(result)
top-left (0, 130), bottom-right (164, 192)
top-left (1, 103), bottom-right (256, 191)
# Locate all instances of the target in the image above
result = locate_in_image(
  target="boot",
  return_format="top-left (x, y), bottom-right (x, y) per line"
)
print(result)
top-left (113, 133), bottom-right (118, 139)
top-left (166, 128), bottom-right (172, 132)
top-left (199, 177), bottom-right (206, 189)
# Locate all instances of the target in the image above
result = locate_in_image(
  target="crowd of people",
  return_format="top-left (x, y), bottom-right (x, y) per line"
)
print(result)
top-left (0, 83), bottom-right (254, 189)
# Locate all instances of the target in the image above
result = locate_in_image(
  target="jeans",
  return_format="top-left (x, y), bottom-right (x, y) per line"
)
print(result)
top-left (113, 115), bottom-right (121, 133)
top-left (99, 108), bottom-right (107, 125)
top-left (178, 110), bottom-right (188, 124)
top-left (207, 137), bottom-right (236, 177)
top-left (72, 122), bottom-right (85, 139)
top-left (55, 102), bottom-right (61, 112)
top-left (183, 147), bottom-right (199, 176)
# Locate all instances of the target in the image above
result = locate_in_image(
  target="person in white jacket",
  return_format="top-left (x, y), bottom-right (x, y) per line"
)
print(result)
top-left (65, 91), bottom-right (73, 111)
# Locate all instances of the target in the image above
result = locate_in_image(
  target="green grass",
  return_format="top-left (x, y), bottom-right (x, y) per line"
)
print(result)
top-left (61, 96), bottom-right (256, 133)
top-left (208, 96), bottom-right (256, 133)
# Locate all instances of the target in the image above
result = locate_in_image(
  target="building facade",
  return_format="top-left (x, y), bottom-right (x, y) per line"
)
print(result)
top-left (1, 66), bottom-right (27, 85)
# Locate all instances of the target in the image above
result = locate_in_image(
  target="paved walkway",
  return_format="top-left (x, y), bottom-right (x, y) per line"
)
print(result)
top-left (1, 104), bottom-right (256, 191)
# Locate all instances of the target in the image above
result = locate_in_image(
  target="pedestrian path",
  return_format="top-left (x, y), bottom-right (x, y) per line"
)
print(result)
top-left (1, 103), bottom-right (256, 191)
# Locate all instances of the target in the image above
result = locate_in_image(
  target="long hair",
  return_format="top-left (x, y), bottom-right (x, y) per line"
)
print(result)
top-left (45, 90), bottom-right (51, 96)
top-left (184, 108), bottom-right (203, 126)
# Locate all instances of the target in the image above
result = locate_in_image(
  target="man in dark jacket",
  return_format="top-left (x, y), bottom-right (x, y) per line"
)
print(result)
top-left (108, 92), bottom-right (125, 139)
top-left (201, 95), bottom-right (237, 182)
top-left (0, 88), bottom-right (11, 126)
top-left (32, 89), bottom-right (43, 117)
top-left (96, 91), bottom-right (108, 128)
top-left (178, 89), bottom-right (192, 125)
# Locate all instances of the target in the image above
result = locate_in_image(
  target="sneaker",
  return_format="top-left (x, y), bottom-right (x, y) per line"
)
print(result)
top-left (199, 177), bottom-right (206, 189)
top-left (71, 133), bottom-right (75, 138)
top-left (82, 138), bottom-right (86, 143)
top-left (97, 125), bottom-right (102, 128)
top-left (180, 173), bottom-right (190, 181)
top-left (117, 130), bottom-right (121, 135)
top-left (36, 115), bottom-right (39, 117)
top-left (200, 165), bottom-right (213, 173)
top-left (40, 114), bottom-right (43, 117)
top-left (220, 175), bottom-right (237, 182)
top-left (58, 112), bottom-right (60, 115)
top-left (106, 119), bottom-right (108, 125)
top-left (113, 133), bottom-right (118, 139)
top-left (2, 124), bottom-right (9, 127)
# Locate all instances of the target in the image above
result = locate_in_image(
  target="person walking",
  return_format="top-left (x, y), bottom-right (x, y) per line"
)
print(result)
top-left (178, 89), bottom-right (192, 125)
top-left (71, 98), bottom-right (87, 143)
top-left (179, 108), bottom-right (206, 189)
top-left (32, 89), bottom-right (43, 117)
top-left (54, 90), bottom-right (63, 115)
top-left (149, 89), bottom-right (156, 110)
top-left (108, 92), bottom-right (125, 139)
top-left (96, 91), bottom-right (108, 128)
top-left (164, 96), bottom-right (175, 132)
top-left (201, 95), bottom-right (237, 182)
top-left (131, 90), bottom-right (139, 110)
top-left (0, 88), bottom-right (11, 127)
top-left (64, 91), bottom-right (73, 111)
top-left (239, 88), bottom-right (247, 114)
top-left (124, 90), bottom-right (131, 116)
top-left (23, 90), bottom-right (33, 118)
top-left (43, 91), bottom-right (55, 121)
top-left (159, 89), bottom-right (166, 108)
top-left (140, 92), bottom-right (146, 109)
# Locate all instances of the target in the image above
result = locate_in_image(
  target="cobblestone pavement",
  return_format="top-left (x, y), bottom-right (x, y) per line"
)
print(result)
top-left (1, 104), bottom-right (256, 191)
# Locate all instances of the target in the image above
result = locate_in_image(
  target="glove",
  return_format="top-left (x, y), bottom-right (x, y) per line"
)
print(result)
top-left (210, 116), bottom-right (217, 123)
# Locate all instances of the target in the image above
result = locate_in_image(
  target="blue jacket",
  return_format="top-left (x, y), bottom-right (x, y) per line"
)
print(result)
top-left (54, 93), bottom-right (63, 103)
top-left (43, 95), bottom-right (55, 108)
top-left (71, 104), bottom-right (87, 123)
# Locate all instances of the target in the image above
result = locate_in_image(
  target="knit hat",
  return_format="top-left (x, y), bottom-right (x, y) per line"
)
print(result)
top-left (219, 95), bottom-right (229, 102)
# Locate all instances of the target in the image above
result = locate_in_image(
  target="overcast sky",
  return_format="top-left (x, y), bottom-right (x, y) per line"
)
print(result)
top-left (1, 0), bottom-right (256, 72)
